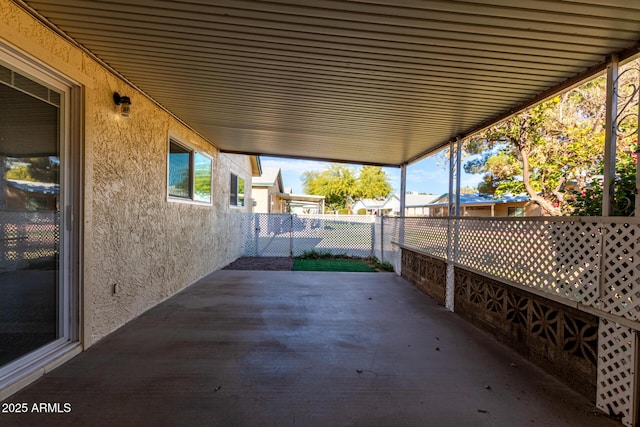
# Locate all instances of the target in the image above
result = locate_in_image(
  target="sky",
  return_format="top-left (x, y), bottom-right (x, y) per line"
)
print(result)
top-left (260, 152), bottom-right (483, 196)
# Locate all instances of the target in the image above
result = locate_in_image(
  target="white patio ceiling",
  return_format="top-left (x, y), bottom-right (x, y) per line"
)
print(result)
top-left (19, 0), bottom-right (640, 166)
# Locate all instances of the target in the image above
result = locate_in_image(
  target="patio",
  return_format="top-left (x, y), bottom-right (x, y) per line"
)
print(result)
top-left (1, 270), bottom-right (620, 427)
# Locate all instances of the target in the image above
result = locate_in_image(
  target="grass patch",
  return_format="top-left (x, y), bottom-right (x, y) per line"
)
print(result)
top-left (293, 251), bottom-right (394, 272)
top-left (293, 257), bottom-right (376, 272)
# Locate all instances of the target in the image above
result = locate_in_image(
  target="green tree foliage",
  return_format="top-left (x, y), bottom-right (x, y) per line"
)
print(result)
top-left (303, 164), bottom-right (357, 211)
top-left (571, 150), bottom-right (637, 216)
top-left (5, 156), bottom-right (59, 183)
top-left (464, 65), bottom-right (639, 216)
top-left (568, 62), bottom-right (639, 216)
top-left (302, 164), bottom-right (392, 210)
top-left (357, 166), bottom-right (393, 199)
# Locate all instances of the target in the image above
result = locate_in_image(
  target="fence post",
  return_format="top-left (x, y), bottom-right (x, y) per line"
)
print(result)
top-left (380, 216), bottom-right (385, 263)
top-left (253, 214), bottom-right (260, 256)
top-left (370, 216), bottom-right (375, 258)
top-left (289, 214), bottom-right (294, 257)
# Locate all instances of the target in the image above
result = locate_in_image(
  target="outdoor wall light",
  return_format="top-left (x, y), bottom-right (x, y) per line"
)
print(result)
top-left (113, 92), bottom-right (132, 118)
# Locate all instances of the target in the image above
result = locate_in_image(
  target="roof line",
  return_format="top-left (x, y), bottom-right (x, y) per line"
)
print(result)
top-left (405, 42), bottom-right (640, 167)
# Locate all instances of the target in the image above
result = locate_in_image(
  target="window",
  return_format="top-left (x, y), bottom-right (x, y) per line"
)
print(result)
top-left (508, 206), bottom-right (524, 217)
top-left (230, 173), bottom-right (245, 207)
top-left (168, 138), bottom-right (212, 203)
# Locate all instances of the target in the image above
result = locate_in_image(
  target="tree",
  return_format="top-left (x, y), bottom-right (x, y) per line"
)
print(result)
top-left (463, 59), bottom-right (640, 216)
top-left (571, 148), bottom-right (638, 216)
top-left (5, 156), bottom-right (59, 183)
top-left (356, 166), bottom-right (392, 199)
top-left (302, 164), bottom-right (392, 211)
top-left (303, 164), bottom-right (357, 211)
top-left (570, 61), bottom-right (640, 216)
top-left (464, 73), bottom-right (623, 215)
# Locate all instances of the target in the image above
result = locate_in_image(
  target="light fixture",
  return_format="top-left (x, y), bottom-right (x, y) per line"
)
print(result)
top-left (113, 92), bottom-right (131, 118)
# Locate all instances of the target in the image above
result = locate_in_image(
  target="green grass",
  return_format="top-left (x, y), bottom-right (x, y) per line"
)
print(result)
top-left (293, 258), bottom-right (376, 272)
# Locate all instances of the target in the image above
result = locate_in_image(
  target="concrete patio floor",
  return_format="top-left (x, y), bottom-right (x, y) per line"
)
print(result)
top-left (1, 271), bottom-right (620, 427)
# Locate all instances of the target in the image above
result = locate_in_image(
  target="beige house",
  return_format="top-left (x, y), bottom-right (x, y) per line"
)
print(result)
top-left (352, 193), bottom-right (439, 216)
top-left (426, 193), bottom-right (542, 217)
top-left (251, 167), bottom-right (325, 214)
top-left (252, 167), bottom-right (285, 213)
top-left (2, 2), bottom-right (640, 423)
top-left (404, 193), bottom-right (439, 216)
top-left (0, 1), bottom-right (259, 399)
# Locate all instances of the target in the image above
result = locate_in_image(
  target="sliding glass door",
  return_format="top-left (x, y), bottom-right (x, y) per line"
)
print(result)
top-left (0, 59), bottom-right (72, 370)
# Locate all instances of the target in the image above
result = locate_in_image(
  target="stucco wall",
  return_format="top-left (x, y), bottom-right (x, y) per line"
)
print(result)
top-left (0, 0), bottom-right (253, 346)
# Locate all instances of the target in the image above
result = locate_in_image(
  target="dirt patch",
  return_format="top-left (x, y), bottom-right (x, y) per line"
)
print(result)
top-left (222, 257), bottom-right (294, 271)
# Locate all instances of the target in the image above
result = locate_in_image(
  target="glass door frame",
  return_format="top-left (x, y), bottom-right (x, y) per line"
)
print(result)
top-left (0, 41), bottom-right (81, 394)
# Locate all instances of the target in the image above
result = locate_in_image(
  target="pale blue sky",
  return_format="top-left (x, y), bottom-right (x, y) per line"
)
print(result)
top-left (260, 152), bottom-right (482, 196)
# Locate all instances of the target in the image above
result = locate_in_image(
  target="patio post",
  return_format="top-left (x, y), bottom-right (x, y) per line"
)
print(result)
top-left (603, 53), bottom-right (619, 216)
top-left (399, 163), bottom-right (407, 244)
top-left (636, 69), bottom-right (640, 217)
top-left (445, 138), bottom-right (460, 311)
top-left (455, 136), bottom-right (462, 217)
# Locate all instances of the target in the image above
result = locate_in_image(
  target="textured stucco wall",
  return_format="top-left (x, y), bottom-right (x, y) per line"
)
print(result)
top-left (1, 0), bottom-right (253, 345)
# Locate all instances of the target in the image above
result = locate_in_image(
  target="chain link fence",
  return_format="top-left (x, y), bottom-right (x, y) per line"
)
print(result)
top-left (242, 213), bottom-right (379, 258)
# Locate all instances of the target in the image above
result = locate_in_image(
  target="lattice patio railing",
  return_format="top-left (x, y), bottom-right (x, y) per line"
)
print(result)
top-left (395, 215), bottom-right (640, 426)
top-left (395, 216), bottom-right (640, 321)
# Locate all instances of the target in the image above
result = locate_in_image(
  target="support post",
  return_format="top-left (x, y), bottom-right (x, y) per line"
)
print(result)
top-left (448, 141), bottom-right (455, 216)
top-left (636, 69), bottom-right (640, 217)
top-left (445, 139), bottom-right (459, 311)
top-left (603, 54), bottom-right (619, 216)
top-left (455, 136), bottom-right (462, 217)
top-left (399, 164), bottom-right (407, 244)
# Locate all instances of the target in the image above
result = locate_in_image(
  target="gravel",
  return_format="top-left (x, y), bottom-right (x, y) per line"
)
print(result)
top-left (222, 257), bottom-right (294, 271)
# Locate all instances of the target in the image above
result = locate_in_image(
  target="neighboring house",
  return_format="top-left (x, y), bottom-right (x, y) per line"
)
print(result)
top-left (404, 193), bottom-right (439, 216)
top-left (251, 168), bottom-right (325, 214)
top-left (353, 195), bottom-right (399, 216)
top-left (426, 193), bottom-right (542, 217)
top-left (251, 167), bottom-right (284, 213)
top-left (352, 193), bottom-right (439, 216)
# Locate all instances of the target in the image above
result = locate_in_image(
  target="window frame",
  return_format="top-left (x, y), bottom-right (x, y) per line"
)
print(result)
top-left (507, 206), bottom-right (525, 217)
top-left (167, 136), bottom-right (212, 205)
top-left (229, 172), bottom-right (246, 208)
top-left (0, 41), bottom-right (82, 396)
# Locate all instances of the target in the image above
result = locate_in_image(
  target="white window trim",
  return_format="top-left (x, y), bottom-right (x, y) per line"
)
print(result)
top-left (166, 134), bottom-right (213, 206)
